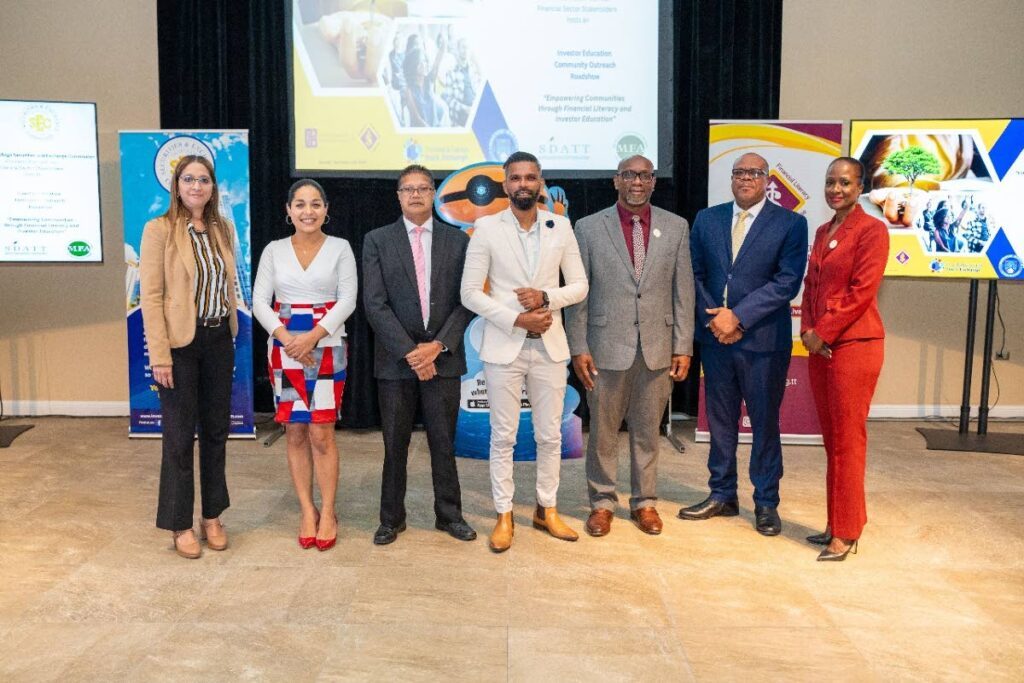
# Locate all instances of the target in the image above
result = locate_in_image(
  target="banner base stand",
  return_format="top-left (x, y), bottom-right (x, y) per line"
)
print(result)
top-left (916, 427), bottom-right (1024, 456)
top-left (0, 424), bottom-right (34, 448)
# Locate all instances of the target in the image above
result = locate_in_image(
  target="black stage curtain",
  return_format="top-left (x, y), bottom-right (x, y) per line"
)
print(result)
top-left (156, 0), bottom-right (783, 429)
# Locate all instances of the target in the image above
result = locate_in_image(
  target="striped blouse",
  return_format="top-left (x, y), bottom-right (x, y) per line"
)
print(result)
top-left (187, 222), bottom-right (230, 319)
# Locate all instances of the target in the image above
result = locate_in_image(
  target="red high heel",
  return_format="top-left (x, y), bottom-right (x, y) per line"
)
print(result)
top-left (316, 514), bottom-right (337, 551)
top-left (298, 509), bottom-right (320, 549)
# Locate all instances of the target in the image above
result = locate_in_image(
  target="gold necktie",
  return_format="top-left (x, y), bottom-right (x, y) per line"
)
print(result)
top-left (731, 210), bottom-right (749, 263)
top-left (725, 210), bottom-right (749, 306)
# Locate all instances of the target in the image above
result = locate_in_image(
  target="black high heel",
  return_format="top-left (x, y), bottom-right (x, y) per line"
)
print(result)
top-left (816, 539), bottom-right (858, 562)
top-left (806, 529), bottom-right (832, 545)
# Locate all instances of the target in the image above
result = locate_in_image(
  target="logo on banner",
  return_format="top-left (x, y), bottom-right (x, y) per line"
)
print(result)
top-left (766, 167), bottom-right (807, 213)
top-left (998, 254), bottom-right (1022, 277)
top-left (615, 133), bottom-right (646, 159)
top-left (404, 139), bottom-right (423, 161)
top-left (22, 104), bottom-right (59, 140)
top-left (930, 258), bottom-right (944, 273)
top-left (488, 129), bottom-right (518, 162)
top-left (359, 126), bottom-right (380, 150)
top-left (896, 250), bottom-right (910, 264)
top-left (67, 241), bottom-right (91, 258)
top-left (154, 136), bottom-right (214, 191)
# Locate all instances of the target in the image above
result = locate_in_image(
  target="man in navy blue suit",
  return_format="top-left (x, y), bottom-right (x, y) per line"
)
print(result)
top-left (679, 153), bottom-right (808, 536)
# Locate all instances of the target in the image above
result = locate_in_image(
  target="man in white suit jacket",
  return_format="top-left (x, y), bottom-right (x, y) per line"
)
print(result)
top-left (460, 152), bottom-right (589, 552)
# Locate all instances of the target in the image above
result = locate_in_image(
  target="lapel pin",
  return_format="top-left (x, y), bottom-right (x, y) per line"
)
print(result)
top-left (828, 239), bottom-right (838, 249)
top-left (545, 219), bottom-right (555, 229)
top-left (653, 228), bottom-right (661, 238)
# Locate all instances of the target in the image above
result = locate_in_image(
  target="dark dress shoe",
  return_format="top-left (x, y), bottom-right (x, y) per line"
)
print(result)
top-left (677, 496), bottom-right (739, 520)
top-left (754, 505), bottom-right (782, 536)
top-left (630, 507), bottom-right (663, 535)
top-left (806, 529), bottom-right (832, 545)
top-left (372, 522), bottom-right (406, 545)
top-left (817, 539), bottom-right (858, 561)
top-left (585, 509), bottom-right (613, 537)
top-left (435, 520), bottom-right (477, 542)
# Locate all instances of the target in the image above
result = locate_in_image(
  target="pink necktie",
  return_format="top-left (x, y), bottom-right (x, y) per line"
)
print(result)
top-left (412, 225), bottom-right (429, 323)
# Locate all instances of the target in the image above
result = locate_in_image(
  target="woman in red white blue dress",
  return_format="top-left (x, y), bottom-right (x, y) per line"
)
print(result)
top-left (253, 179), bottom-right (357, 550)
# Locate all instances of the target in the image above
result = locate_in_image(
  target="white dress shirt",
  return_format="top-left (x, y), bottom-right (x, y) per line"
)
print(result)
top-left (732, 196), bottom-right (768, 242)
top-left (507, 211), bottom-right (541, 278)
top-left (403, 215), bottom-right (433, 328)
top-left (252, 235), bottom-right (358, 346)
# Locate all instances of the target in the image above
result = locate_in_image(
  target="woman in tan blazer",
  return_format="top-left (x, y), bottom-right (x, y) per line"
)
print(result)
top-left (140, 154), bottom-right (238, 559)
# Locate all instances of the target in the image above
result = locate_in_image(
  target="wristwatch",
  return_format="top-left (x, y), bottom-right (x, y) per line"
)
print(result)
top-left (541, 290), bottom-right (550, 308)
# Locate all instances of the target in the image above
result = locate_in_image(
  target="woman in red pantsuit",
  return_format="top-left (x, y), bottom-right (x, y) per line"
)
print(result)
top-left (801, 157), bottom-right (889, 562)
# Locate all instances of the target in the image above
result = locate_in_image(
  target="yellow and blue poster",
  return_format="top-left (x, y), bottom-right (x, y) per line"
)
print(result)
top-left (120, 131), bottom-right (255, 437)
top-left (850, 119), bottom-right (1024, 279)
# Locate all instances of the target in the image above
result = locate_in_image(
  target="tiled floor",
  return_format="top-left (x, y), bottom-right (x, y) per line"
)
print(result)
top-left (0, 417), bottom-right (1022, 681)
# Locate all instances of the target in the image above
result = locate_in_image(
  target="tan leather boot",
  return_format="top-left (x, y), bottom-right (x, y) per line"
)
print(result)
top-left (488, 512), bottom-right (514, 553)
top-left (532, 505), bottom-right (578, 542)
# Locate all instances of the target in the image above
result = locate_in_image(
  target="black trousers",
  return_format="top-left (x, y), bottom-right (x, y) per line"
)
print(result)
top-left (156, 324), bottom-right (234, 531)
top-left (378, 376), bottom-right (464, 527)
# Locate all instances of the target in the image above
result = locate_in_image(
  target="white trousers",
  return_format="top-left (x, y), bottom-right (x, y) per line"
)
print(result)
top-left (483, 339), bottom-right (566, 513)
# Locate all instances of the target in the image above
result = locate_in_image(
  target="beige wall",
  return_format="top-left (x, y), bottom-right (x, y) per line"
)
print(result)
top-left (0, 1), bottom-right (158, 414)
top-left (781, 0), bottom-right (1024, 416)
top-left (2, 1), bottom-right (1022, 415)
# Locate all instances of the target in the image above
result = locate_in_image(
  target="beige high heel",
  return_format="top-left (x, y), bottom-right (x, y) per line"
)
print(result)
top-left (173, 529), bottom-right (201, 559)
top-left (199, 518), bottom-right (228, 551)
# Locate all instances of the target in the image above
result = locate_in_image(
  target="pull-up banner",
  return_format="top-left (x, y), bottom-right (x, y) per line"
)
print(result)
top-left (697, 121), bottom-right (843, 445)
top-left (120, 131), bottom-right (255, 437)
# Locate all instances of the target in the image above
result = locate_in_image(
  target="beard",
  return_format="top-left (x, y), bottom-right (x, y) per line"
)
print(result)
top-left (510, 189), bottom-right (539, 211)
top-left (623, 192), bottom-right (650, 207)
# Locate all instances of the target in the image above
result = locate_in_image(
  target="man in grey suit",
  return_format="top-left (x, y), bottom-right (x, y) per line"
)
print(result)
top-left (362, 164), bottom-right (477, 546)
top-left (565, 154), bottom-right (695, 537)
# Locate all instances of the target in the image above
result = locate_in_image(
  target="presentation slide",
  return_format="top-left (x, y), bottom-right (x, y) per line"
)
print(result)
top-left (0, 100), bottom-right (102, 263)
top-left (290, 0), bottom-right (664, 174)
top-left (851, 119), bottom-right (1024, 280)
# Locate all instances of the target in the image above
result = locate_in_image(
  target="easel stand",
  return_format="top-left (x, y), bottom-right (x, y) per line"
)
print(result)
top-left (917, 280), bottom-right (1024, 455)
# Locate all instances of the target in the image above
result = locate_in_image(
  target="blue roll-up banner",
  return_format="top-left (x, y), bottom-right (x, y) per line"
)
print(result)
top-left (120, 131), bottom-right (254, 437)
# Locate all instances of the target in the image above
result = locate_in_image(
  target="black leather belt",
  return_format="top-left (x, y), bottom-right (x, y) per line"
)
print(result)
top-left (197, 316), bottom-right (228, 328)
top-left (525, 332), bottom-right (542, 339)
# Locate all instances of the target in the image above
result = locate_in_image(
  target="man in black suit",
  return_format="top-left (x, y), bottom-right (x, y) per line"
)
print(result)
top-left (362, 164), bottom-right (477, 545)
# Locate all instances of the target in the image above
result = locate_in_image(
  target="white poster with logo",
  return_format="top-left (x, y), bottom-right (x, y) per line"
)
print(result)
top-left (0, 99), bottom-right (102, 262)
top-left (697, 121), bottom-right (843, 444)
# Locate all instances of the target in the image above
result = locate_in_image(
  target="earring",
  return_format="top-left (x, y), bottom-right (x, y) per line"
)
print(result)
top-left (285, 216), bottom-right (293, 225)
top-left (324, 215), bottom-right (331, 224)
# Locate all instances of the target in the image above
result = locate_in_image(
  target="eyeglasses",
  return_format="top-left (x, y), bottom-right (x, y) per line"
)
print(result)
top-left (180, 174), bottom-right (212, 186)
top-left (731, 168), bottom-right (767, 180)
top-left (398, 185), bottom-right (435, 195)
top-left (617, 170), bottom-right (655, 183)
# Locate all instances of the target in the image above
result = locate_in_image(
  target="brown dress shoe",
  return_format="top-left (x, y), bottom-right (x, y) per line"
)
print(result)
top-left (630, 507), bottom-right (663, 535)
top-left (585, 509), bottom-right (613, 537)
top-left (200, 518), bottom-right (228, 551)
top-left (489, 512), bottom-right (514, 553)
top-left (532, 505), bottom-right (579, 542)
top-left (173, 529), bottom-right (201, 559)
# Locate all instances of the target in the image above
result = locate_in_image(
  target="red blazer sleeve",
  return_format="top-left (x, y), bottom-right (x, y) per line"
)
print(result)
top-left (800, 226), bottom-right (826, 335)
top-left (813, 216), bottom-right (889, 344)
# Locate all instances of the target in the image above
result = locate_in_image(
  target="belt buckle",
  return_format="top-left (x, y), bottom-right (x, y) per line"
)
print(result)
top-left (200, 316), bottom-right (222, 328)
